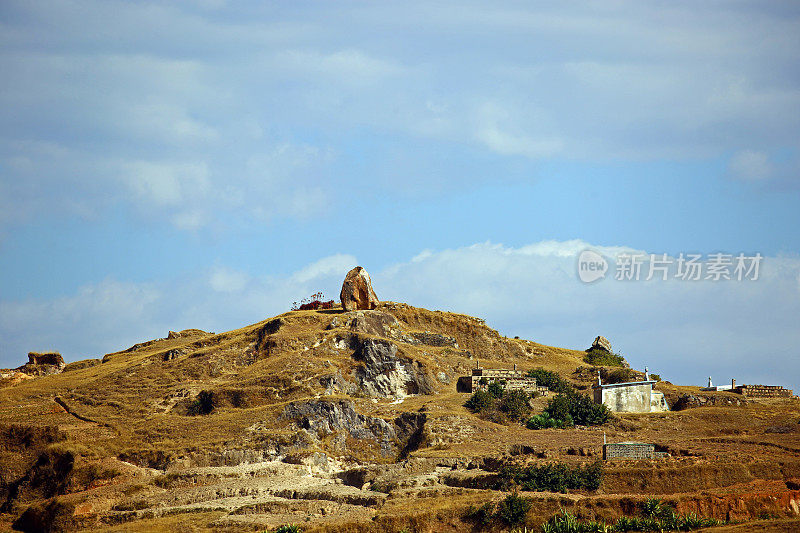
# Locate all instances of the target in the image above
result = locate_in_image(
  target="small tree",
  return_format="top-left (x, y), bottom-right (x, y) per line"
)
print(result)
top-left (465, 390), bottom-right (495, 413)
top-left (525, 368), bottom-right (573, 394)
top-left (487, 380), bottom-right (505, 398)
top-left (541, 392), bottom-right (610, 427)
top-left (584, 349), bottom-right (626, 367)
top-left (495, 493), bottom-right (531, 526)
top-left (499, 390), bottom-right (532, 421)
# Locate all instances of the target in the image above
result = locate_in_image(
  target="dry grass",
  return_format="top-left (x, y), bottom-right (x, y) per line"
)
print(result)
top-left (1, 302), bottom-right (798, 532)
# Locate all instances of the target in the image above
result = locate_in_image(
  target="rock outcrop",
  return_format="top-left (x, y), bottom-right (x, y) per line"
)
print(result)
top-left (282, 400), bottom-right (426, 458)
top-left (26, 352), bottom-right (64, 367)
top-left (340, 266), bottom-right (380, 311)
top-left (328, 310), bottom-right (399, 337)
top-left (351, 338), bottom-right (433, 398)
top-left (15, 352), bottom-right (66, 376)
top-left (672, 393), bottom-right (748, 410)
top-left (589, 336), bottom-right (612, 353)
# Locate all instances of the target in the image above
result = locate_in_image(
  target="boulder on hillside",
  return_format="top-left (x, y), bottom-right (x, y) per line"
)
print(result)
top-left (27, 352), bottom-right (65, 367)
top-left (589, 336), bottom-right (612, 353)
top-left (18, 352), bottom-right (66, 376)
top-left (340, 266), bottom-right (380, 311)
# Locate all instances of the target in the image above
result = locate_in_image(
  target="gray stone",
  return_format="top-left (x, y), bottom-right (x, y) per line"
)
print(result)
top-left (351, 338), bottom-right (433, 398)
top-left (590, 336), bottom-right (612, 353)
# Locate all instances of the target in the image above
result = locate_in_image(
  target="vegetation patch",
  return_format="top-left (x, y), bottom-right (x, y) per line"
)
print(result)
top-left (540, 499), bottom-right (724, 532)
top-left (465, 384), bottom-right (532, 423)
top-left (466, 493), bottom-right (532, 528)
top-left (529, 391), bottom-right (610, 428)
top-left (291, 292), bottom-right (335, 311)
top-left (584, 349), bottom-right (626, 367)
top-left (526, 412), bottom-right (571, 429)
top-left (526, 368), bottom-right (574, 394)
top-left (273, 525), bottom-right (303, 533)
top-left (498, 461), bottom-right (603, 493)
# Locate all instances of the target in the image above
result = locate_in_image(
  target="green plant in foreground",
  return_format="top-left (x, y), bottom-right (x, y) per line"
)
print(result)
top-left (273, 525), bottom-right (302, 533)
top-left (499, 461), bottom-right (603, 493)
top-left (541, 509), bottom-right (610, 533)
top-left (496, 493), bottom-right (532, 526)
top-left (539, 507), bottom-right (723, 533)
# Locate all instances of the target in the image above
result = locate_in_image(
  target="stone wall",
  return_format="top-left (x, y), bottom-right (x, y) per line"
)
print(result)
top-left (735, 385), bottom-right (793, 398)
top-left (604, 442), bottom-right (654, 460)
top-left (469, 368), bottom-right (547, 394)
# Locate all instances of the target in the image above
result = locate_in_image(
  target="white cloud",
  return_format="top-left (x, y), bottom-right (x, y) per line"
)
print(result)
top-left (274, 49), bottom-right (405, 85)
top-left (171, 209), bottom-right (206, 231)
top-left (374, 241), bottom-right (800, 390)
top-left (2, 1), bottom-right (799, 233)
top-left (728, 150), bottom-right (772, 181)
top-left (209, 267), bottom-right (249, 293)
top-left (2, 241), bottom-right (799, 391)
top-left (0, 279), bottom-right (160, 362)
top-left (123, 161), bottom-right (210, 207)
top-left (292, 254), bottom-right (358, 284)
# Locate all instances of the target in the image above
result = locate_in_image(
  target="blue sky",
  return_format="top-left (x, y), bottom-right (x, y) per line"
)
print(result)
top-left (1, 1), bottom-right (799, 391)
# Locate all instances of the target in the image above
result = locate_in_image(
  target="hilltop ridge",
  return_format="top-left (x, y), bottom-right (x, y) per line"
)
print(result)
top-left (1, 301), bottom-right (799, 532)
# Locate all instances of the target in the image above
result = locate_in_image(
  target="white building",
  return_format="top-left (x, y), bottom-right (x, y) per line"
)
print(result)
top-left (592, 368), bottom-right (669, 413)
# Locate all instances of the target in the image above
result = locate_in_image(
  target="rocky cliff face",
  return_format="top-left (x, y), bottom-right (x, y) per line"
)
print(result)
top-left (351, 338), bottom-right (433, 399)
top-left (282, 400), bottom-right (426, 459)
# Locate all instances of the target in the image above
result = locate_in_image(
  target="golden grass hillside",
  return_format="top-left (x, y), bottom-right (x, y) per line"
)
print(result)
top-left (0, 302), bottom-right (798, 532)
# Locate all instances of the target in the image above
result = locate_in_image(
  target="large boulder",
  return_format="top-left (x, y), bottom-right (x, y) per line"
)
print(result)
top-left (589, 336), bottom-right (612, 353)
top-left (27, 352), bottom-right (64, 367)
top-left (340, 266), bottom-right (380, 311)
top-left (17, 352), bottom-right (65, 376)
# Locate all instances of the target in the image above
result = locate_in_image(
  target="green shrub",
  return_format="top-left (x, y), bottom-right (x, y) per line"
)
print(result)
top-left (496, 493), bottom-right (531, 526)
top-left (465, 502), bottom-right (495, 526)
top-left (487, 381), bottom-right (505, 398)
top-left (604, 368), bottom-right (635, 384)
top-left (465, 390), bottom-right (495, 412)
top-left (541, 509), bottom-right (609, 533)
top-left (499, 390), bottom-right (532, 421)
top-left (498, 461), bottom-right (602, 493)
top-left (526, 368), bottom-right (573, 394)
top-left (584, 349), bottom-right (626, 367)
top-left (540, 504), bottom-right (722, 532)
top-left (543, 392), bottom-right (610, 427)
top-left (526, 413), bottom-right (571, 430)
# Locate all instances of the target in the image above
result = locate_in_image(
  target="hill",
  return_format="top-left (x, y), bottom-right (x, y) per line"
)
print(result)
top-left (1, 302), bottom-right (799, 532)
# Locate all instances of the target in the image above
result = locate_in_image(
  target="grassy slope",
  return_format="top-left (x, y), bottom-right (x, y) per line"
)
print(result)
top-left (0, 302), bottom-right (798, 531)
